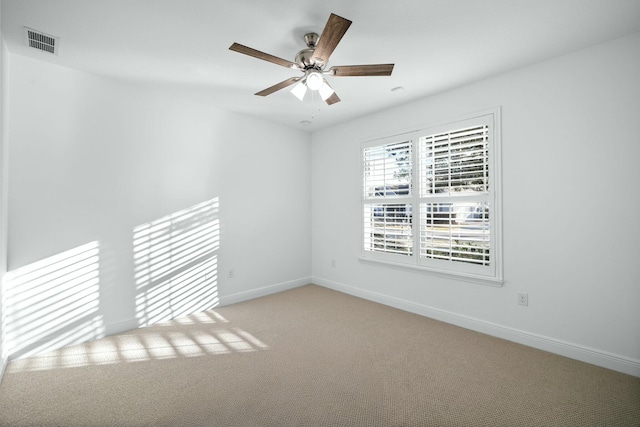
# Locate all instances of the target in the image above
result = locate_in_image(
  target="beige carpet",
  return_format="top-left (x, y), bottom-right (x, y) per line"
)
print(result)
top-left (0, 284), bottom-right (639, 427)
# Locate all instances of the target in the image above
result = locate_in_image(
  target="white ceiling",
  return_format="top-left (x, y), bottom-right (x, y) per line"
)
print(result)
top-left (2, 0), bottom-right (640, 132)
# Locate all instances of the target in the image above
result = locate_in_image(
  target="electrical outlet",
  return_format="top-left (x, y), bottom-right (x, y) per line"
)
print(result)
top-left (331, 259), bottom-right (336, 268)
top-left (518, 293), bottom-right (528, 306)
top-left (229, 270), bottom-right (234, 279)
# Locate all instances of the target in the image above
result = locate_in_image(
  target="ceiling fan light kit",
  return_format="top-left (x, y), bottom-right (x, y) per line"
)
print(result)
top-left (229, 13), bottom-right (394, 105)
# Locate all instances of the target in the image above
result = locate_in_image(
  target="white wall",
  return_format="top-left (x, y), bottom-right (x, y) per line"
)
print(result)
top-left (311, 33), bottom-right (640, 376)
top-left (5, 54), bottom-right (311, 359)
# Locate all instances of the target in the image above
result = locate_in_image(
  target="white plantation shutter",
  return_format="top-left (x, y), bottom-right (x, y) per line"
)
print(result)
top-left (418, 124), bottom-right (492, 269)
top-left (363, 204), bottom-right (413, 256)
top-left (419, 202), bottom-right (490, 265)
top-left (363, 140), bottom-right (412, 198)
top-left (361, 109), bottom-right (501, 283)
top-left (363, 139), bottom-right (413, 257)
top-left (420, 126), bottom-right (489, 196)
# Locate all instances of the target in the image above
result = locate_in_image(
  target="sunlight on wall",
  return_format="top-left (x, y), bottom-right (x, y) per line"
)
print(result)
top-left (3, 241), bottom-right (104, 359)
top-left (134, 198), bottom-right (220, 327)
top-left (9, 310), bottom-right (268, 372)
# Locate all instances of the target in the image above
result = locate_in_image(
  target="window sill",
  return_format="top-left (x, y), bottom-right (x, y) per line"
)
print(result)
top-left (358, 256), bottom-right (504, 287)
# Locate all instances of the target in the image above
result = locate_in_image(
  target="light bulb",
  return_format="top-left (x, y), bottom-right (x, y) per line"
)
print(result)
top-left (306, 71), bottom-right (323, 90)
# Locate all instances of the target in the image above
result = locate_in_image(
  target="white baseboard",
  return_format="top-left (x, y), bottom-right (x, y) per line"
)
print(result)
top-left (0, 355), bottom-right (8, 385)
top-left (104, 318), bottom-right (139, 336)
top-left (313, 277), bottom-right (640, 378)
top-left (220, 276), bottom-right (311, 306)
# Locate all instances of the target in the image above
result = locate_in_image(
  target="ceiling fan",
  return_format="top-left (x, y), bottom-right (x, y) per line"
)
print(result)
top-left (229, 13), bottom-right (394, 105)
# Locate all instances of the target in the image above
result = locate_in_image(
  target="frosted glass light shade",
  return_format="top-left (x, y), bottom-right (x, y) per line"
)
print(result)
top-left (290, 81), bottom-right (307, 101)
top-left (318, 80), bottom-right (335, 101)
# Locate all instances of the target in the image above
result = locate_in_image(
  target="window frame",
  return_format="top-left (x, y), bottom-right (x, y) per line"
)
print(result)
top-left (360, 108), bottom-right (503, 286)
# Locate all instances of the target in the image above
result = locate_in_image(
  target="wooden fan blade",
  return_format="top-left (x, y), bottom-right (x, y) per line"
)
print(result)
top-left (329, 64), bottom-right (394, 77)
top-left (230, 43), bottom-right (299, 69)
top-left (255, 77), bottom-right (301, 96)
top-left (325, 92), bottom-right (341, 105)
top-left (312, 13), bottom-right (352, 64)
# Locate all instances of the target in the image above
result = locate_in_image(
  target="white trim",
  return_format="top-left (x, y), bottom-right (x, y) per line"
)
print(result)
top-left (490, 108), bottom-right (503, 282)
top-left (313, 277), bottom-right (640, 378)
top-left (0, 355), bottom-right (7, 385)
top-left (220, 276), bottom-right (310, 306)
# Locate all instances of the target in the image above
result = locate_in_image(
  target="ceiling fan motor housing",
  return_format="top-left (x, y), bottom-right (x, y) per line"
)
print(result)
top-left (295, 33), bottom-right (325, 70)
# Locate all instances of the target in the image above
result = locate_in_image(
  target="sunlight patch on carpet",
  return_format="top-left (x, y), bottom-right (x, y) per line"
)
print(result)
top-left (8, 311), bottom-right (268, 372)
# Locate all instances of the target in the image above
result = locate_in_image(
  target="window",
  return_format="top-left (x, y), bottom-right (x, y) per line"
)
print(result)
top-left (361, 110), bottom-right (502, 284)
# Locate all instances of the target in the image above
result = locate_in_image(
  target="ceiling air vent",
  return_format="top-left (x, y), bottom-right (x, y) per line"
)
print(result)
top-left (24, 27), bottom-right (58, 55)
